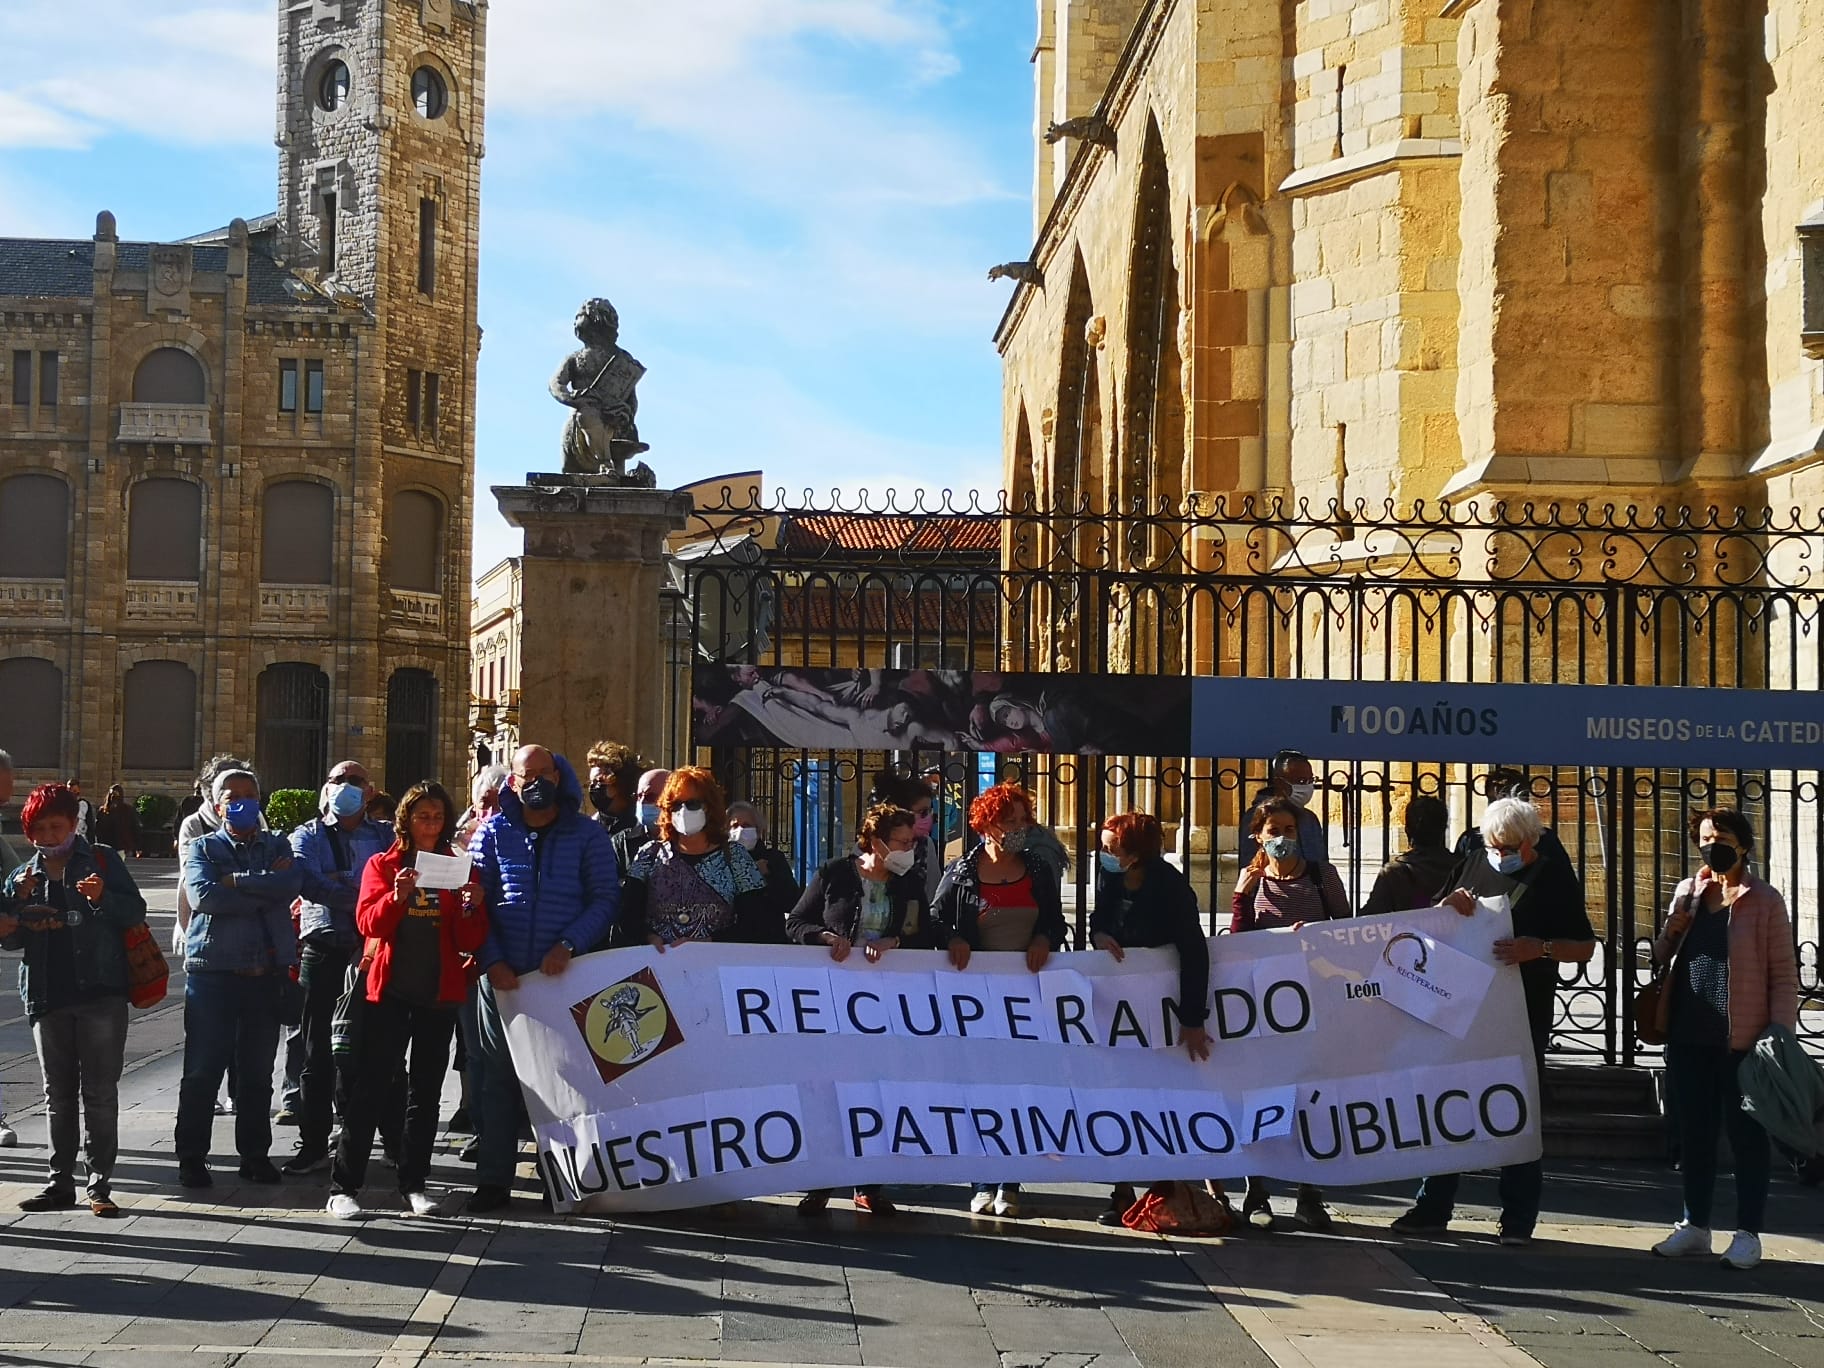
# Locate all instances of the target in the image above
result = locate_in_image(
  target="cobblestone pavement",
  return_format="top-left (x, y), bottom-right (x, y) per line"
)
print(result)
top-left (0, 863), bottom-right (1817, 1367)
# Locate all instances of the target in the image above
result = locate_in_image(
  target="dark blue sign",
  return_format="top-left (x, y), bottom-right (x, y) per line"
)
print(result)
top-left (1189, 678), bottom-right (1824, 769)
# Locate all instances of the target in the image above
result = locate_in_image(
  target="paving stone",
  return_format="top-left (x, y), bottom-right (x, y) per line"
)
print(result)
top-left (720, 1342), bottom-right (863, 1365)
top-left (981, 1306), bottom-right (1131, 1354)
top-left (78, 1353), bottom-right (235, 1368)
top-left (576, 1310), bottom-right (720, 1355)
top-left (858, 1323), bottom-right (1001, 1368)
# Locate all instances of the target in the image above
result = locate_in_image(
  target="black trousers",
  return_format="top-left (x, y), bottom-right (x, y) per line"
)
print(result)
top-left (332, 996), bottom-right (456, 1197)
top-left (297, 941), bottom-right (351, 1150)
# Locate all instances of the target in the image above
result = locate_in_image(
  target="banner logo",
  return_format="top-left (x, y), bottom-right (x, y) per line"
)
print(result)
top-left (1382, 932), bottom-right (1430, 976)
top-left (571, 968), bottom-right (685, 1084)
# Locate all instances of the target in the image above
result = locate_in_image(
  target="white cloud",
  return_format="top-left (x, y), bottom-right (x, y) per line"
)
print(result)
top-left (0, 3), bottom-right (270, 150)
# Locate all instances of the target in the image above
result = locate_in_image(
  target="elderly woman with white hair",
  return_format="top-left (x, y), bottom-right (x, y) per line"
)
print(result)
top-left (1389, 795), bottom-right (1595, 1246)
top-left (456, 764), bottom-right (510, 850)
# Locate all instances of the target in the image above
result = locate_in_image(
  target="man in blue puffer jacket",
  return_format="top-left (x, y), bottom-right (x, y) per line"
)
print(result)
top-left (466, 745), bottom-right (618, 1212)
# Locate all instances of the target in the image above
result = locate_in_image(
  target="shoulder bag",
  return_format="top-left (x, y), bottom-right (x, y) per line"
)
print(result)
top-left (1633, 887), bottom-right (1698, 1048)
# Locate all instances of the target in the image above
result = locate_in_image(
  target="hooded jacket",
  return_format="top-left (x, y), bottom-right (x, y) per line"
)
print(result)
top-left (291, 800), bottom-right (394, 950)
top-left (468, 753), bottom-right (619, 974)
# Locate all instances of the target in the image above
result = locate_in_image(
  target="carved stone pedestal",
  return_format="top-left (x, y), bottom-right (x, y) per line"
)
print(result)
top-left (492, 475), bottom-right (693, 771)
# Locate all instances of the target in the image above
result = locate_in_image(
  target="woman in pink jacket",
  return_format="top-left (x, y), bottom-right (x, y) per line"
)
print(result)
top-left (1650, 807), bottom-right (1798, 1272)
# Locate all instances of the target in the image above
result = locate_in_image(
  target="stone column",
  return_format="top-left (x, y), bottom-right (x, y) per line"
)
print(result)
top-left (491, 475), bottom-right (692, 772)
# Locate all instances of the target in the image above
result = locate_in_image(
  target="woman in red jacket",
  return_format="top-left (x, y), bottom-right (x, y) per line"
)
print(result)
top-left (328, 781), bottom-right (486, 1219)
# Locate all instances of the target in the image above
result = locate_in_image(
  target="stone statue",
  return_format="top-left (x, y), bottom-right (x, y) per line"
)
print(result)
top-left (549, 297), bottom-right (655, 485)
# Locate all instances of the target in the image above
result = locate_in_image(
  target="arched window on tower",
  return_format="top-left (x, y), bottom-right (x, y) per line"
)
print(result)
top-left (0, 473), bottom-right (69, 579)
top-left (1123, 117), bottom-right (1182, 524)
top-left (385, 668), bottom-right (438, 795)
top-left (0, 657), bottom-right (63, 769)
top-left (133, 348), bottom-right (206, 404)
top-left (122, 661), bottom-right (198, 771)
top-left (262, 480), bottom-right (334, 584)
top-left (128, 479), bottom-right (203, 581)
top-left (257, 662), bottom-right (329, 792)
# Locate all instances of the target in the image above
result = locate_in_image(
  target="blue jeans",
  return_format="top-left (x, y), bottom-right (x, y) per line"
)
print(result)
top-left (473, 977), bottom-right (526, 1188)
top-left (1666, 1042), bottom-right (1769, 1233)
top-left (174, 971), bottom-right (284, 1164)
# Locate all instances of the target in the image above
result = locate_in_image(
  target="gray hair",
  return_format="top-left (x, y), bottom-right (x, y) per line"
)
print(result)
top-left (727, 800), bottom-right (764, 836)
top-left (211, 768), bottom-right (260, 804)
top-left (1481, 796), bottom-right (1544, 850)
top-left (472, 763), bottom-right (509, 806)
top-left (0, 748), bottom-right (12, 772)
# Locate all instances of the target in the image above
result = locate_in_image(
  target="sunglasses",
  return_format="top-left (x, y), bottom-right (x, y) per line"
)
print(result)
top-left (675, 799), bottom-right (706, 812)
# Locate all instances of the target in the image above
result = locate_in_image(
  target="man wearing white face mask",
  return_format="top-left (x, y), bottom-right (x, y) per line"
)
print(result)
top-left (1237, 749), bottom-right (1328, 866)
top-left (620, 768), bottom-right (779, 948)
top-left (611, 767), bottom-right (670, 887)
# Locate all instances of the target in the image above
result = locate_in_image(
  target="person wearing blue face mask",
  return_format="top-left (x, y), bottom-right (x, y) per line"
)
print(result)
top-left (1090, 812), bottom-right (1212, 1226)
top-left (175, 767), bottom-right (304, 1189)
top-left (279, 762), bottom-right (395, 1175)
top-left (1390, 796), bottom-right (1594, 1245)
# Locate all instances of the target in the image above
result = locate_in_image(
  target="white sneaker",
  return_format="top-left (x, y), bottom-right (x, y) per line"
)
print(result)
top-left (405, 1190), bottom-right (440, 1217)
top-left (968, 1190), bottom-right (995, 1215)
top-left (992, 1189), bottom-right (1022, 1219)
top-left (1721, 1232), bottom-right (1762, 1270)
top-left (1652, 1222), bottom-right (1714, 1258)
top-left (0, 1119), bottom-right (16, 1148)
top-left (326, 1194), bottom-right (362, 1220)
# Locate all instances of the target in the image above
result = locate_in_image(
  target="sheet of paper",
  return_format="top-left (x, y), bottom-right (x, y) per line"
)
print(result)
top-left (1369, 932), bottom-right (1497, 1039)
top-left (412, 850), bottom-right (472, 889)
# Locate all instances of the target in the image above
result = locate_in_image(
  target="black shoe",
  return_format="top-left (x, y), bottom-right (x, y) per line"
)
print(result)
top-left (274, 1105), bottom-right (300, 1126)
top-left (177, 1160), bottom-right (213, 1190)
top-left (467, 1185), bottom-right (511, 1214)
top-left (1098, 1183), bottom-right (1137, 1227)
top-left (458, 1136), bottom-right (480, 1163)
top-left (1296, 1193), bottom-right (1335, 1234)
top-left (280, 1145), bottom-right (331, 1176)
top-left (19, 1186), bottom-right (77, 1212)
top-left (447, 1107), bottom-right (473, 1135)
top-left (238, 1158), bottom-right (283, 1185)
top-left (1390, 1209), bottom-right (1450, 1235)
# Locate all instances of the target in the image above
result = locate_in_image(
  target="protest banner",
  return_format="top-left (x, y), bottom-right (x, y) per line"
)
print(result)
top-left (501, 903), bottom-right (1541, 1214)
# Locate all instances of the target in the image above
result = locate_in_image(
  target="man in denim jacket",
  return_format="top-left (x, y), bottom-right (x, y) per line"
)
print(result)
top-left (280, 761), bottom-right (393, 1174)
top-left (175, 768), bottom-right (303, 1188)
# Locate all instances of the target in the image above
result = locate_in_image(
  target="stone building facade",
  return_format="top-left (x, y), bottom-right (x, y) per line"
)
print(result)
top-left (0, 0), bottom-right (486, 802)
top-left (998, 0), bottom-right (1824, 531)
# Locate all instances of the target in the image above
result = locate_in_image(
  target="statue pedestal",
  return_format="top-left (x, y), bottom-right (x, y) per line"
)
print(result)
top-left (493, 476), bottom-right (694, 771)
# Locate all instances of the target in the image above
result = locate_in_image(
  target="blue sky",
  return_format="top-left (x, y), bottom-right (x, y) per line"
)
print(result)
top-left (0, 0), bottom-right (1036, 574)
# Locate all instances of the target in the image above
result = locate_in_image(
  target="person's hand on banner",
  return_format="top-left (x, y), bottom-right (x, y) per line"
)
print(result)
top-left (542, 941), bottom-right (573, 976)
top-left (863, 936), bottom-right (897, 963)
top-left (649, 934), bottom-right (668, 954)
top-left (948, 937), bottom-right (972, 971)
top-left (1444, 888), bottom-right (1477, 917)
top-left (1026, 935), bottom-right (1052, 973)
top-left (1092, 932), bottom-right (1125, 961)
top-left (1181, 1025), bottom-right (1212, 1061)
top-left (1493, 936), bottom-right (1544, 965)
top-left (487, 963), bottom-right (519, 992)
top-left (824, 931), bottom-right (852, 963)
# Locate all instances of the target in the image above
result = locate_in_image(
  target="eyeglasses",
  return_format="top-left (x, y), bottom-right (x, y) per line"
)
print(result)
top-left (330, 774), bottom-right (364, 785)
top-left (675, 799), bottom-right (706, 812)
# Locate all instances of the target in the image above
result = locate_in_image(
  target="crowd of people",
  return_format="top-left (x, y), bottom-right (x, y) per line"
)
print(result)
top-left (0, 741), bottom-right (1805, 1269)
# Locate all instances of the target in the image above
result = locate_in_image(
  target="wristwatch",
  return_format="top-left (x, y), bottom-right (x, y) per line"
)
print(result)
top-left (1541, 939), bottom-right (1556, 960)
top-left (558, 938), bottom-right (576, 954)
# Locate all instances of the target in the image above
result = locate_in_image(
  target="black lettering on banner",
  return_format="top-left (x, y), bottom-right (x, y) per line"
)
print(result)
top-left (892, 1106), bottom-right (934, 1156)
top-left (1298, 1091), bottom-right (1344, 1160)
top-left (930, 1104), bottom-right (971, 1153)
top-left (1212, 987), bottom-right (1257, 1040)
top-left (900, 993), bottom-right (945, 1037)
top-left (1262, 980), bottom-right (1312, 1035)
top-left (1456, 707), bottom-right (1477, 736)
top-left (845, 990), bottom-right (887, 1035)
top-left (1085, 1110), bottom-right (1133, 1157)
top-left (1385, 1095), bottom-right (1428, 1151)
top-left (669, 1118), bottom-right (709, 1177)
top-left (1479, 1083), bottom-right (1528, 1138)
top-left (1480, 707), bottom-right (1499, 736)
top-left (1009, 1107), bottom-right (1030, 1155)
top-left (634, 1129), bottom-right (672, 1185)
top-left (1130, 1109), bottom-right (1178, 1157)
top-left (735, 988), bottom-right (777, 1035)
top-left (538, 1149), bottom-right (570, 1204)
top-left (1167, 1110), bottom-right (1188, 1152)
top-left (1433, 1089), bottom-right (1475, 1143)
top-left (576, 1142), bottom-right (613, 1195)
top-left (753, 1111), bottom-right (803, 1165)
top-left (1028, 1106), bottom-right (1082, 1155)
top-left (1107, 999), bottom-right (1151, 1048)
top-left (790, 988), bottom-right (828, 1034)
top-left (1158, 996), bottom-right (1184, 1047)
top-left (710, 1117), bottom-right (751, 1172)
top-left (1249, 1104), bottom-right (1286, 1144)
top-left (1055, 993), bottom-right (1093, 1045)
top-left (1186, 1110), bottom-right (1236, 1155)
top-left (1345, 1100), bottom-right (1387, 1156)
top-left (605, 1135), bottom-right (640, 1190)
top-left (972, 1107), bottom-right (1012, 1156)
top-left (848, 1107), bottom-right (884, 1158)
top-left (1003, 995), bottom-right (1038, 1040)
top-left (949, 993), bottom-right (987, 1037)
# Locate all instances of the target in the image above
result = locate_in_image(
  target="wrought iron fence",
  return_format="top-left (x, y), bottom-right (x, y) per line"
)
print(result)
top-left (665, 489), bottom-right (1824, 1064)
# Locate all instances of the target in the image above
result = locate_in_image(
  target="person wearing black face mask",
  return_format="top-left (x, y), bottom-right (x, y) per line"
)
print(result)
top-left (584, 739), bottom-right (646, 840)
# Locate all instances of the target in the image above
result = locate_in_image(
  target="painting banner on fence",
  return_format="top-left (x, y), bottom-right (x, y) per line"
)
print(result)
top-left (693, 665), bottom-right (1824, 768)
top-left (502, 903), bottom-right (1540, 1213)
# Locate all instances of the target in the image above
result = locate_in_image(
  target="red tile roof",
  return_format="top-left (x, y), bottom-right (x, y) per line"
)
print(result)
top-left (780, 514), bottom-right (1001, 557)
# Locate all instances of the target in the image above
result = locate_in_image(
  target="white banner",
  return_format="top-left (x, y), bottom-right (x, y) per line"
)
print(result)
top-left (501, 903), bottom-right (1542, 1213)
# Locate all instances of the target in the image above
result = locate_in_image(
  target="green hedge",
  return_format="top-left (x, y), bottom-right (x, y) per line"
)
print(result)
top-left (134, 792), bottom-right (179, 829)
top-left (263, 788), bottom-right (319, 835)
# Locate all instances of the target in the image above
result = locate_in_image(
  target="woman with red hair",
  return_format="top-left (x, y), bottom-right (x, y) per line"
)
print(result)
top-left (932, 781), bottom-right (1067, 1219)
top-left (0, 783), bottom-right (148, 1215)
top-left (620, 767), bottom-right (780, 947)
